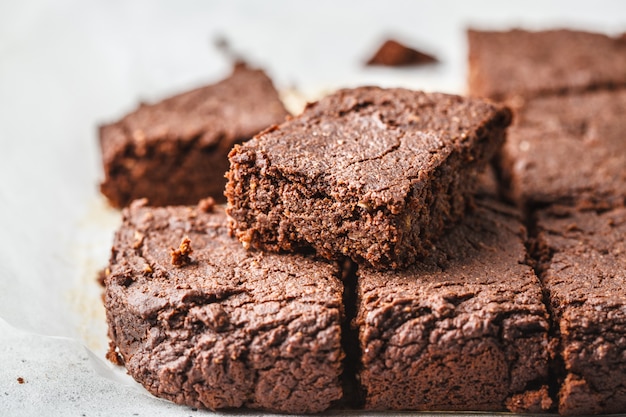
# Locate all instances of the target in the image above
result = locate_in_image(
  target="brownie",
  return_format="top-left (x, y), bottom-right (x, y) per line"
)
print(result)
top-left (99, 64), bottom-right (288, 207)
top-left (534, 205), bottom-right (626, 415)
top-left (366, 39), bottom-right (437, 67)
top-left (226, 87), bottom-right (511, 270)
top-left (468, 29), bottom-right (626, 101)
top-left (356, 198), bottom-right (551, 412)
top-left (103, 200), bottom-right (344, 413)
top-left (499, 89), bottom-right (626, 210)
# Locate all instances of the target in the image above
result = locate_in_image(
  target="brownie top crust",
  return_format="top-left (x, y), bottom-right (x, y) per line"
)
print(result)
top-left (468, 29), bottom-right (626, 100)
top-left (111, 203), bottom-right (342, 305)
top-left (535, 205), bottom-right (626, 313)
top-left (358, 199), bottom-right (547, 340)
top-left (105, 201), bottom-right (343, 413)
top-left (501, 89), bottom-right (626, 209)
top-left (236, 86), bottom-right (510, 213)
top-left (100, 64), bottom-right (288, 167)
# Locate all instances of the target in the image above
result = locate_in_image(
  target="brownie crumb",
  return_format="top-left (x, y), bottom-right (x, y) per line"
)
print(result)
top-left (170, 237), bottom-right (193, 267)
top-left (106, 341), bottom-right (125, 366)
top-left (366, 39), bottom-right (437, 67)
top-left (506, 386), bottom-right (553, 413)
top-left (16, 377), bottom-right (24, 384)
top-left (96, 267), bottom-right (110, 287)
top-left (197, 197), bottom-right (216, 213)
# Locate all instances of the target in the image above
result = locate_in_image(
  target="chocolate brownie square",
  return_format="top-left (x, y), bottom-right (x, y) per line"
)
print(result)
top-left (226, 87), bottom-right (511, 270)
top-left (534, 205), bottom-right (626, 415)
top-left (468, 29), bottom-right (626, 101)
top-left (99, 64), bottom-right (288, 207)
top-left (499, 89), bottom-right (626, 210)
top-left (103, 200), bottom-right (343, 413)
top-left (356, 198), bottom-right (551, 413)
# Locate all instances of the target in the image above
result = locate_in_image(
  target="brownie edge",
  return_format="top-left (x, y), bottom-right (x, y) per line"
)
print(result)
top-left (99, 64), bottom-right (288, 207)
top-left (226, 87), bottom-right (511, 270)
top-left (104, 200), bottom-right (344, 413)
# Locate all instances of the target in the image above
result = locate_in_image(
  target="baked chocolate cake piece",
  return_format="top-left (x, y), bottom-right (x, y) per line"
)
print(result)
top-left (226, 87), bottom-right (511, 270)
top-left (534, 205), bottom-right (626, 415)
top-left (103, 200), bottom-right (343, 413)
top-left (499, 89), bottom-right (626, 210)
top-left (99, 64), bottom-right (288, 207)
top-left (356, 198), bottom-right (551, 413)
top-left (468, 29), bottom-right (626, 101)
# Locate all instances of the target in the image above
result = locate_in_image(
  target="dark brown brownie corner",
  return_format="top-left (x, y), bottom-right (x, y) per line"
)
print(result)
top-left (226, 87), bottom-right (511, 270)
top-left (99, 64), bottom-right (288, 208)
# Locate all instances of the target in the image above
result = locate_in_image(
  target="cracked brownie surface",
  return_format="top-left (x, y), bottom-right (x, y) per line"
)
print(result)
top-left (226, 87), bottom-right (511, 270)
top-left (356, 198), bottom-right (551, 412)
top-left (534, 205), bottom-right (626, 415)
top-left (500, 89), bottom-right (626, 210)
top-left (103, 200), bottom-right (343, 413)
top-left (468, 29), bottom-right (626, 101)
top-left (99, 64), bottom-right (288, 207)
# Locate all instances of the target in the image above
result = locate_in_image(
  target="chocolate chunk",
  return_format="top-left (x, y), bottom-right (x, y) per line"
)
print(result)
top-left (366, 39), bottom-right (437, 67)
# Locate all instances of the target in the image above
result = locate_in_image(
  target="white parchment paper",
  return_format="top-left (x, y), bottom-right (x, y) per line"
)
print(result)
top-left (1, 1), bottom-right (624, 415)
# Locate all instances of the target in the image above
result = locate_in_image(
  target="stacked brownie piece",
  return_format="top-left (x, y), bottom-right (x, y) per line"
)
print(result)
top-left (469, 28), bottom-right (626, 415)
top-left (226, 86), bottom-right (511, 270)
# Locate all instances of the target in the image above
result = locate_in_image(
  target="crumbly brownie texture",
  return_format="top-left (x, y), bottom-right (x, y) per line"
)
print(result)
top-left (499, 89), bottom-right (626, 210)
top-left (104, 200), bottom-right (344, 413)
top-left (366, 39), bottom-right (437, 67)
top-left (534, 205), bottom-right (626, 415)
top-left (468, 29), bottom-right (626, 101)
top-left (356, 199), bottom-right (551, 412)
top-left (99, 64), bottom-right (288, 207)
top-left (226, 87), bottom-right (511, 270)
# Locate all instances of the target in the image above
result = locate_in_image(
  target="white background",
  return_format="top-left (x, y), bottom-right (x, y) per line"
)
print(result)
top-left (1, 1), bottom-right (624, 415)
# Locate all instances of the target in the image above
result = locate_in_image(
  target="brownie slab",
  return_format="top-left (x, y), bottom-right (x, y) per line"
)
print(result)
top-left (99, 64), bottom-right (288, 207)
top-left (499, 89), bottom-right (626, 210)
top-left (534, 205), bottom-right (626, 415)
top-left (468, 29), bottom-right (626, 101)
top-left (356, 199), bottom-right (551, 413)
top-left (226, 87), bottom-right (511, 270)
top-left (104, 200), bottom-right (343, 413)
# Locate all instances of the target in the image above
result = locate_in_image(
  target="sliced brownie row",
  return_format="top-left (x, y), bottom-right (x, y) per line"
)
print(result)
top-left (469, 28), bottom-right (626, 415)
top-left (104, 195), bottom-right (553, 413)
